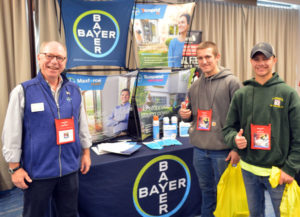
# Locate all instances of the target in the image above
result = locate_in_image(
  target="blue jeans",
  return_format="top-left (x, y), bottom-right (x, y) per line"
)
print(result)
top-left (193, 147), bottom-right (229, 217)
top-left (242, 169), bottom-right (285, 217)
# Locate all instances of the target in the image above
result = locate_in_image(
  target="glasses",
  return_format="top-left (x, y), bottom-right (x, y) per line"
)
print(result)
top-left (41, 53), bottom-right (66, 63)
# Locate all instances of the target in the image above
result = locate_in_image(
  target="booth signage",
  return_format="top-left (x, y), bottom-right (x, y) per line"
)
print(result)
top-left (131, 3), bottom-right (195, 68)
top-left (60, 0), bottom-right (134, 68)
top-left (133, 155), bottom-right (191, 217)
top-left (66, 73), bottom-right (107, 91)
top-left (73, 10), bottom-right (120, 58)
top-left (66, 72), bottom-right (137, 143)
top-left (137, 72), bottom-right (169, 86)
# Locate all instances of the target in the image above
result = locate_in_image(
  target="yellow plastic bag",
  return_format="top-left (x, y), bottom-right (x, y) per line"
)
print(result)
top-left (269, 167), bottom-right (300, 217)
top-left (214, 162), bottom-right (249, 217)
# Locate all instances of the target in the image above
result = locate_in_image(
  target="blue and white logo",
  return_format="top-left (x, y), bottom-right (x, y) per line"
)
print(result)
top-left (133, 155), bottom-right (191, 217)
top-left (73, 10), bottom-right (120, 58)
top-left (137, 72), bottom-right (169, 86)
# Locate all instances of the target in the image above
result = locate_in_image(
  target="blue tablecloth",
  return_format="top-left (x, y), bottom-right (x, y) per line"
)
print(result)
top-left (78, 137), bottom-right (201, 217)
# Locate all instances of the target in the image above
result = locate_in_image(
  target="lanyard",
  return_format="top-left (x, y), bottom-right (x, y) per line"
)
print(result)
top-left (196, 73), bottom-right (221, 110)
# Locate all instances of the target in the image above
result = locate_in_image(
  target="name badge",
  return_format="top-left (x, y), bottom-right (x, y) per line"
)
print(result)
top-left (196, 109), bottom-right (212, 131)
top-left (251, 124), bottom-right (271, 150)
top-left (55, 117), bottom-right (75, 145)
top-left (31, 103), bottom-right (44, 112)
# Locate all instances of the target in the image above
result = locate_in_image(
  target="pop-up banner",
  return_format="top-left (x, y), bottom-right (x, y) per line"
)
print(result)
top-left (66, 72), bottom-right (137, 143)
top-left (135, 69), bottom-right (194, 140)
top-left (132, 3), bottom-right (197, 68)
top-left (60, 0), bottom-right (134, 68)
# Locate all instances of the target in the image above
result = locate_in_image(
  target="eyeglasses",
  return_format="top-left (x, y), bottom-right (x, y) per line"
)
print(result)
top-left (41, 53), bottom-right (66, 63)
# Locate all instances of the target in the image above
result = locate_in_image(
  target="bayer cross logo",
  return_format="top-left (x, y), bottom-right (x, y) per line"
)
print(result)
top-left (73, 10), bottom-right (120, 58)
top-left (133, 155), bottom-right (191, 217)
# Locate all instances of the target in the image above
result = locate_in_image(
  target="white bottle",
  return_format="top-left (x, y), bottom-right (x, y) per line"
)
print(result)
top-left (163, 116), bottom-right (170, 126)
top-left (171, 116), bottom-right (178, 137)
top-left (179, 121), bottom-right (191, 137)
top-left (163, 117), bottom-right (170, 138)
top-left (153, 115), bottom-right (160, 140)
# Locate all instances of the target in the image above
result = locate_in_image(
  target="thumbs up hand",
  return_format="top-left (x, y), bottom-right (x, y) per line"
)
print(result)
top-left (235, 129), bottom-right (247, 149)
top-left (179, 101), bottom-right (191, 120)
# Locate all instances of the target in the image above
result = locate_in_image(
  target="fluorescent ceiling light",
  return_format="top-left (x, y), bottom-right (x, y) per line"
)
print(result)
top-left (257, 0), bottom-right (299, 9)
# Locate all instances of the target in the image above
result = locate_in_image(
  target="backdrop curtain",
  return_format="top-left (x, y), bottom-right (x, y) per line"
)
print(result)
top-left (0, 0), bottom-right (31, 191)
top-left (191, 0), bottom-right (299, 86)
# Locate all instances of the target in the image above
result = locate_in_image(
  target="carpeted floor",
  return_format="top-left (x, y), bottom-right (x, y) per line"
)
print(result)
top-left (0, 188), bottom-right (23, 217)
top-left (0, 188), bottom-right (276, 217)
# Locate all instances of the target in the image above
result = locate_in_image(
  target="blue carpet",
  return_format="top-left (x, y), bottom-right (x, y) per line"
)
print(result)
top-left (0, 188), bottom-right (276, 217)
top-left (0, 188), bottom-right (23, 217)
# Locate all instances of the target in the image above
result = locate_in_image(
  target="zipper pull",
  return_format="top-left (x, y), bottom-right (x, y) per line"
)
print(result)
top-left (57, 103), bottom-right (60, 119)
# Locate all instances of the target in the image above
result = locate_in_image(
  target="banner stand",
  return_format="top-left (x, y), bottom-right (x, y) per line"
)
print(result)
top-left (127, 70), bottom-right (142, 141)
top-left (127, 97), bottom-right (142, 142)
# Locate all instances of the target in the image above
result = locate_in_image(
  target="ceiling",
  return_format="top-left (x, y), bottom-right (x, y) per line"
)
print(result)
top-left (214, 0), bottom-right (300, 6)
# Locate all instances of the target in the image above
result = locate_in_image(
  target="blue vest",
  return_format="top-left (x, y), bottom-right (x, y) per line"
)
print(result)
top-left (21, 72), bottom-right (81, 179)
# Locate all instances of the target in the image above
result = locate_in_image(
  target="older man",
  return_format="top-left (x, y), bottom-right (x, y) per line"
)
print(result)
top-left (2, 41), bottom-right (92, 217)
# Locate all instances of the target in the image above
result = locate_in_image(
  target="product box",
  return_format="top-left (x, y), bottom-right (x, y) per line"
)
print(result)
top-left (163, 124), bottom-right (177, 139)
top-left (179, 122), bottom-right (191, 137)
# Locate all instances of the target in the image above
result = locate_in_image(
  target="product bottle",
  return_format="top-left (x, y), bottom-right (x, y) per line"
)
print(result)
top-left (179, 121), bottom-right (191, 137)
top-left (153, 115), bottom-right (160, 140)
top-left (163, 116), bottom-right (170, 126)
top-left (171, 116), bottom-right (178, 137)
top-left (163, 116), bottom-right (170, 138)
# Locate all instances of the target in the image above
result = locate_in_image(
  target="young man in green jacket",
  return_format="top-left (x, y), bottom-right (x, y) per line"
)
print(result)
top-left (223, 42), bottom-right (300, 217)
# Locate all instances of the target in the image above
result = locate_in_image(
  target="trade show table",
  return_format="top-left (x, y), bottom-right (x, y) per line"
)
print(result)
top-left (78, 137), bottom-right (202, 217)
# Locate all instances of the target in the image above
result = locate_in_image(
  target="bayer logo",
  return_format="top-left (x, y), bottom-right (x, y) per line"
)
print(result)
top-left (133, 155), bottom-right (191, 217)
top-left (73, 10), bottom-right (120, 58)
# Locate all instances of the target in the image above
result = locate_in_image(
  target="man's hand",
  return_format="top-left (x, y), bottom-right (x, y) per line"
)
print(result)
top-left (225, 150), bottom-right (240, 165)
top-left (279, 170), bottom-right (294, 185)
top-left (235, 129), bottom-right (247, 149)
top-left (11, 168), bottom-right (32, 189)
top-left (179, 102), bottom-right (192, 120)
top-left (80, 148), bottom-right (91, 175)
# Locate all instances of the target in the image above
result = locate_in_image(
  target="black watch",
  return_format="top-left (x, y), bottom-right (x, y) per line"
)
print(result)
top-left (8, 166), bottom-right (21, 174)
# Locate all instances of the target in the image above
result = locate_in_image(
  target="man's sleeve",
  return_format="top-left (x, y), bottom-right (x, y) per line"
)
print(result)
top-left (106, 109), bottom-right (117, 127)
top-left (78, 96), bottom-right (92, 149)
top-left (2, 85), bottom-right (24, 162)
top-left (168, 40), bottom-right (174, 67)
top-left (281, 91), bottom-right (300, 177)
top-left (222, 93), bottom-right (240, 149)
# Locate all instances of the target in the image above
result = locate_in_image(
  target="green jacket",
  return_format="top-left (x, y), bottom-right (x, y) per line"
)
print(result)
top-left (223, 73), bottom-right (300, 177)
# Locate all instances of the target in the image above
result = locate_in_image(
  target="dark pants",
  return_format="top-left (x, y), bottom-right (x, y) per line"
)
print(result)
top-left (295, 171), bottom-right (300, 186)
top-left (23, 172), bottom-right (79, 217)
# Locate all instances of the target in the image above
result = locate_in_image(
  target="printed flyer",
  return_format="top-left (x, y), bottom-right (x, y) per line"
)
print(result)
top-left (132, 3), bottom-right (196, 68)
top-left (66, 72), bottom-right (137, 143)
top-left (135, 69), bottom-right (193, 140)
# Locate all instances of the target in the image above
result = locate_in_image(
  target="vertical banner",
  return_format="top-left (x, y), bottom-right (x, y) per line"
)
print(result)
top-left (135, 69), bottom-right (193, 140)
top-left (60, 0), bottom-right (134, 68)
top-left (66, 72), bottom-right (137, 143)
top-left (132, 3), bottom-right (197, 68)
top-left (182, 31), bottom-right (202, 68)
